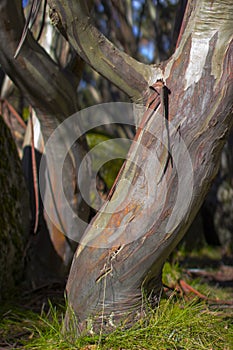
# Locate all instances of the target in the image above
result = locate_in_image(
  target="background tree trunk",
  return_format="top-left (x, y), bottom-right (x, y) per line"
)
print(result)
top-left (0, 116), bottom-right (29, 300)
top-left (0, 0), bottom-right (90, 283)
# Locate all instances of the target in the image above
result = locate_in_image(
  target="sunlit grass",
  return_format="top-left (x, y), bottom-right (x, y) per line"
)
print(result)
top-left (1, 289), bottom-right (232, 350)
top-left (103, 298), bottom-right (233, 350)
top-left (1, 257), bottom-right (232, 349)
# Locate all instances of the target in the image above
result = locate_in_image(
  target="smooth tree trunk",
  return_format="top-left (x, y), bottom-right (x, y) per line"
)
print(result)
top-left (55, 0), bottom-right (232, 333)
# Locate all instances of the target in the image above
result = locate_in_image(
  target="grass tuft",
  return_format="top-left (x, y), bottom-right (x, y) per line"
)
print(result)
top-left (0, 293), bottom-right (232, 350)
top-left (1, 258), bottom-right (232, 349)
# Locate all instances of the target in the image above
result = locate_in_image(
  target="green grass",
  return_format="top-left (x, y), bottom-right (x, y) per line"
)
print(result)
top-left (104, 299), bottom-right (233, 350)
top-left (1, 259), bottom-right (232, 349)
top-left (1, 290), bottom-right (232, 350)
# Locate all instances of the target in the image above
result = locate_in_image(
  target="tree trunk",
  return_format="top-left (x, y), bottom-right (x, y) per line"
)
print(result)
top-left (61, 0), bottom-right (233, 333)
top-left (0, 0), bottom-right (90, 276)
top-left (0, 116), bottom-right (29, 300)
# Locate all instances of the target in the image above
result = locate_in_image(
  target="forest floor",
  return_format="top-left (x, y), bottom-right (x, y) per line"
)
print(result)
top-left (0, 246), bottom-right (233, 350)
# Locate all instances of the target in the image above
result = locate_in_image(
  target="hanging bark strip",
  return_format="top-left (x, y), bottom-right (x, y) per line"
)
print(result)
top-left (36, 0), bottom-right (47, 42)
top-left (2, 99), bottom-right (27, 130)
top-left (29, 108), bottom-right (39, 234)
top-left (135, 79), bottom-right (173, 180)
top-left (150, 80), bottom-right (173, 182)
top-left (14, 0), bottom-right (43, 59)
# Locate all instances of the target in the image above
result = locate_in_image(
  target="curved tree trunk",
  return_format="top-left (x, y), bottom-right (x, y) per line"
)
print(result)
top-left (61, 0), bottom-right (233, 333)
top-left (0, 116), bottom-right (29, 300)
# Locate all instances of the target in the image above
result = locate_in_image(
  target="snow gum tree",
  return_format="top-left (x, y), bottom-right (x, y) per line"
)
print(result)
top-left (0, 0), bottom-right (232, 334)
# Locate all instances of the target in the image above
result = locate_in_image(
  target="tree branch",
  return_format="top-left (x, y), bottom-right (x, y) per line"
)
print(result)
top-left (0, 0), bottom-right (80, 130)
top-left (47, 0), bottom-right (153, 102)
